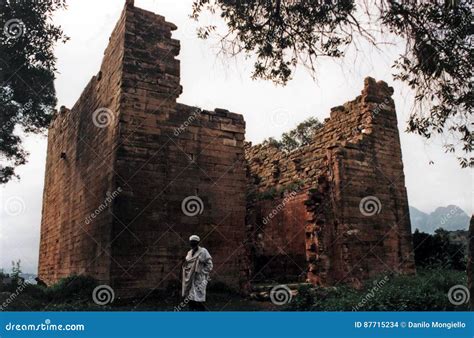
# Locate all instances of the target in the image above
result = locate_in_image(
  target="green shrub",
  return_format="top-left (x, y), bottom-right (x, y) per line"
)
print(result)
top-left (45, 275), bottom-right (98, 302)
top-left (262, 117), bottom-right (323, 152)
top-left (286, 269), bottom-right (468, 311)
top-left (413, 229), bottom-right (467, 270)
top-left (22, 283), bottom-right (46, 298)
top-left (0, 260), bottom-right (24, 293)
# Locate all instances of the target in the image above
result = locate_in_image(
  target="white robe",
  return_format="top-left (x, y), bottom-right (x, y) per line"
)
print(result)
top-left (182, 246), bottom-right (213, 302)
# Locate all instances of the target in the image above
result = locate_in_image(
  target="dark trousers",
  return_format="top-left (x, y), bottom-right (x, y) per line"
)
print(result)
top-left (188, 300), bottom-right (207, 311)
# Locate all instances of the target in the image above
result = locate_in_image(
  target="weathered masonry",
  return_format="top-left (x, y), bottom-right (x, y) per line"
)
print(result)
top-left (245, 78), bottom-right (416, 286)
top-left (39, 1), bottom-right (246, 295)
top-left (39, 1), bottom-right (415, 296)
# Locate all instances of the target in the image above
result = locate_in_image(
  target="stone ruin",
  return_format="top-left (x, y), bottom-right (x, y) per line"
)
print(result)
top-left (38, 1), bottom-right (415, 296)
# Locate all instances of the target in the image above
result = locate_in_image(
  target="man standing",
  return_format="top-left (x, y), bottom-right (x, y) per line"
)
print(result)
top-left (182, 235), bottom-right (213, 311)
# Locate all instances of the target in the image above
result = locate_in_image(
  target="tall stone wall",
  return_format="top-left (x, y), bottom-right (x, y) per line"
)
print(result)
top-left (39, 0), bottom-right (415, 295)
top-left (39, 1), bottom-right (247, 294)
top-left (246, 191), bottom-right (309, 282)
top-left (246, 78), bottom-right (415, 286)
top-left (38, 6), bottom-right (127, 284)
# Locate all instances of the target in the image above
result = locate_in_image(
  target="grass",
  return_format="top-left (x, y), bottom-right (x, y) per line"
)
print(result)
top-left (285, 268), bottom-right (469, 311)
top-left (0, 276), bottom-right (275, 311)
top-left (0, 268), bottom-right (468, 311)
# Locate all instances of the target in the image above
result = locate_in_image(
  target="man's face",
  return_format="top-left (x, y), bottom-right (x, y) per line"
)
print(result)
top-left (190, 240), bottom-right (199, 249)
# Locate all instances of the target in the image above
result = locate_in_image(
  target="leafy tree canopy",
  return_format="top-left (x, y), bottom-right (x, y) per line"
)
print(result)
top-left (412, 228), bottom-right (467, 270)
top-left (263, 116), bottom-right (323, 152)
top-left (191, 0), bottom-right (473, 167)
top-left (0, 0), bottom-right (67, 183)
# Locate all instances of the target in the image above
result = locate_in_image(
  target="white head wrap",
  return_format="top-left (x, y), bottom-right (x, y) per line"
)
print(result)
top-left (189, 235), bottom-right (200, 242)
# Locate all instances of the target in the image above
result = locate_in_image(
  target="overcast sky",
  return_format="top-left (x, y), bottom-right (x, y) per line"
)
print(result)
top-left (0, 0), bottom-right (472, 273)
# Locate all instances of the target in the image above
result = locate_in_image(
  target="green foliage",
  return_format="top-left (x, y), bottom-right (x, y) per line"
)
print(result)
top-left (263, 117), bottom-right (323, 152)
top-left (0, 274), bottom-right (100, 310)
top-left (45, 275), bottom-right (98, 302)
top-left (192, 0), bottom-right (355, 85)
top-left (0, 271), bottom-right (468, 311)
top-left (253, 180), bottom-right (305, 201)
top-left (255, 187), bottom-right (277, 201)
top-left (284, 180), bottom-right (305, 192)
top-left (21, 283), bottom-right (46, 299)
top-left (0, 260), bottom-right (23, 292)
top-left (286, 269), bottom-right (468, 311)
top-left (10, 259), bottom-right (21, 281)
top-left (0, 0), bottom-right (68, 183)
top-left (413, 229), bottom-right (467, 270)
top-left (192, 0), bottom-right (473, 166)
top-left (382, 1), bottom-right (472, 168)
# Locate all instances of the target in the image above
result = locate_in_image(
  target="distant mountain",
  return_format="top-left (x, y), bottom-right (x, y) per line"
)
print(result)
top-left (409, 207), bottom-right (428, 231)
top-left (410, 205), bottom-right (471, 234)
top-left (20, 273), bottom-right (37, 284)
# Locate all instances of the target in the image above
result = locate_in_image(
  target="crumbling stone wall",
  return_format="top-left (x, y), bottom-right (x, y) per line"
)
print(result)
top-left (111, 4), bottom-right (247, 294)
top-left (38, 5), bottom-right (126, 283)
top-left (39, 1), bottom-right (415, 295)
top-left (39, 1), bottom-right (247, 295)
top-left (246, 78), bottom-right (415, 286)
top-left (246, 191), bottom-right (309, 282)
